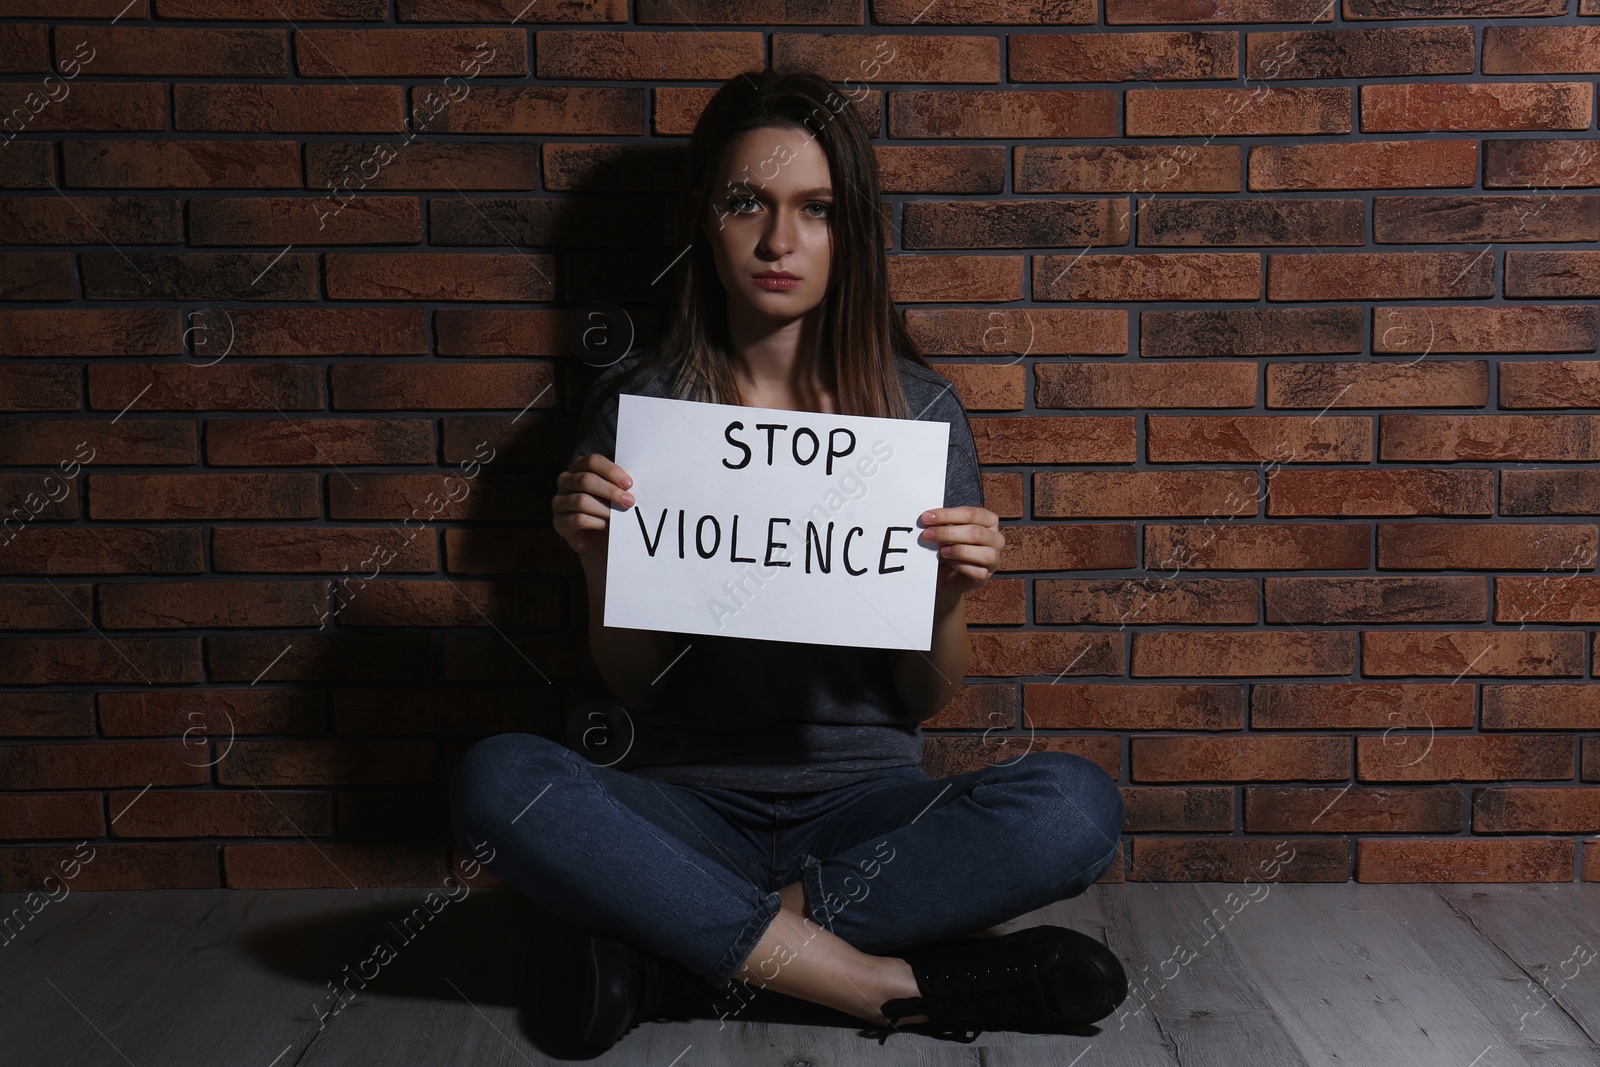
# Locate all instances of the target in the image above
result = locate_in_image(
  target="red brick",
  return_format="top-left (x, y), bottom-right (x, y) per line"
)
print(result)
top-left (1267, 469), bottom-right (1493, 517)
top-left (325, 252), bottom-right (553, 301)
top-left (890, 91), bottom-right (1118, 139)
top-left (207, 308), bottom-right (428, 356)
top-left (1483, 684), bottom-right (1600, 730)
top-left (1501, 360), bottom-right (1600, 408)
top-left (307, 142), bottom-right (541, 193)
top-left (535, 30), bottom-right (757, 79)
top-left (1373, 305), bottom-right (1596, 354)
top-left (1375, 195), bottom-right (1600, 244)
top-left (1147, 414), bottom-right (1371, 463)
top-left (1038, 362), bottom-right (1256, 409)
top-left (0, 365), bottom-right (81, 411)
top-left (0, 741), bottom-right (209, 788)
top-left (1361, 630), bottom-right (1586, 678)
top-left (211, 526), bottom-right (439, 573)
top-left (1250, 139), bottom-right (1478, 191)
top-left (1122, 786), bottom-right (1234, 832)
top-left (905, 307), bottom-right (1127, 355)
top-left (1037, 252), bottom-right (1258, 301)
top-left (162, 1), bottom-right (388, 20)
top-left (0, 82), bottom-right (164, 132)
top-left (61, 27), bottom-right (287, 76)
top-left (327, 472), bottom-right (532, 522)
top-left (776, 33), bottom-right (1000, 83)
top-left (108, 790), bottom-right (332, 838)
top-left (330, 362), bottom-right (554, 410)
top-left (0, 418), bottom-right (193, 465)
top-left (0, 196), bottom-right (180, 245)
top-left (907, 200), bottom-right (1128, 250)
top-left (1016, 144), bottom-right (1241, 194)
top-left (1035, 471), bottom-right (1258, 518)
top-left (98, 579), bottom-right (327, 629)
top-left (1357, 839), bottom-right (1572, 884)
top-left (1108, 0), bottom-right (1333, 23)
top-left (332, 579), bottom-right (560, 629)
top-left (1346, 0), bottom-right (1564, 15)
top-left (423, 84), bottom-right (642, 135)
top-left (62, 140), bottom-right (302, 189)
top-left (82, 250), bottom-right (317, 301)
top-left (0, 692), bottom-right (94, 737)
top-left (1024, 683), bottom-right (1244, 730)
top-left (1247, 27), bottom-right (1473, 79)
top-left (1129, 837), bottom-right (1348, 883)
top-left (0, 23), bottom-right (49, 72)
top-left (1376, 521), bottom-right (1596, 570)
top-left (99, 688), bottom-right (327, 736)
top-left (1264, 576), bottom-right (1488, 624)
top-left (1144, 522), bottom-right (1370, 570)
top-left (0, 638), bottom-right (201, 685)
top-left (1362, 82), bottom-right (1591, 132)
top-left (433, 308), bottom-right (571, 356)
top-left (1474, 787), bottom-right (1600, 833)
top-left (1267, 360), bottom-right (1489, 409)
top-left (396, 0), bottom-right (620, 14)
top-left (1486, 138), bottom-right (1600, 189)
top-left (207, 634), bottom-right (436, 683)
top-left (296, 29), bottom-right (527, 76)
top-left (88, 474), bottom-right (320, 522)
top-left (0, 251), bottom-right (72, 299)
top-left (1010, 31), bottom-right (1237, 82)
top-left (1245, 786), bottom-right (1462, 834)
top-left (1141, 307), bottom-right (1363, 357)
top-left (1381, 415), bottom-right (1600, 462)
top-left (1, 844), bottom-right (218, 891)
top-left (0, 794), bottom-right (103, 839)
top-left (0, 583), bottom-right (92, 629)
top-left (205, 418), bottom-right (434, 465)
top-left (0, 527), bottom-right (203, 576)
top-left (175, 83), bottom-right (403, 132)
top-left (1269, 251), bottom-right (1493, 301)
top-left (1252, 682), bottom-right (1474, 730)
top-left (88, 363), bottom-right (325, 412)
top-left (1127, 86), bottom-right (1350, 137)
top-left (1132, 630), bottom-right (1356, 677)
top-left (0, 141), bottom-right (54, 188)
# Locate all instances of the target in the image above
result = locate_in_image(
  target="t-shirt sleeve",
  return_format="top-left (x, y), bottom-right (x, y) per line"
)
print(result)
top-left (566, 357), bottom-right (637, 469)
top-left (934, 389), bottom-right (984, 511)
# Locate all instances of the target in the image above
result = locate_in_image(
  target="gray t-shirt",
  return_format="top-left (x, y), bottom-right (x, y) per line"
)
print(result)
top-left (566, 347), bottom-right (985, 795)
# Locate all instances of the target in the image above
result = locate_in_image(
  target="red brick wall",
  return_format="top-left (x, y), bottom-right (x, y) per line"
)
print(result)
top-left (3, 2), bottom-right (1599, 890)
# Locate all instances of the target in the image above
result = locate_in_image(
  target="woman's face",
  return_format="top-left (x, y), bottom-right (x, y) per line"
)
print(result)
top-left (701, 125), bottom-right (834, 324)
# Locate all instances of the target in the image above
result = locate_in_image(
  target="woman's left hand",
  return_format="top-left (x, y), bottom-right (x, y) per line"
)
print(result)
top-left (919, 506), bottom-right (1004, 599)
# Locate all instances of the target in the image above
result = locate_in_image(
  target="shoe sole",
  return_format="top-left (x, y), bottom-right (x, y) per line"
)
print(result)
top-left (579, 935), bottom-right (632, 1052)
top-left (1011, 925), bottom-right (1129, 1026)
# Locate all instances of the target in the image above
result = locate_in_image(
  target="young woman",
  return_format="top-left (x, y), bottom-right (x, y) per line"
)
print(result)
top-left (450, 67), bottom-right (1127, 1051)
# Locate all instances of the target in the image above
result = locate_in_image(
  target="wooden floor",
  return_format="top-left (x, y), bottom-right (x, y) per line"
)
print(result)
top-left (3, 882), bottom-right (1598, 1065)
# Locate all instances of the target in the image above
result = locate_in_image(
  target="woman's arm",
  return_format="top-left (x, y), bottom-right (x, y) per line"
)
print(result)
top-left (580, 548), bottom-right (678, 716)
top-left (891, 585), bottom-right (971, 720)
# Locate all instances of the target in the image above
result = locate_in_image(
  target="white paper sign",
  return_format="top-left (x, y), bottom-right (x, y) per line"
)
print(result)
top-left (604, 392), bottom-right (950, 650)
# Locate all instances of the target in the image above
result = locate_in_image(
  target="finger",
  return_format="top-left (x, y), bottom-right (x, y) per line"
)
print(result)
top-left (919, 522), bottom-right (989, 546)
top-left (554, 491), bottom-right (616, 523)
top-left (566, 470), bottom-right (634, 508)
top-left (572, 452), bottom-right (634, 491)
top-left (935, 542), bottom-right (998, 568)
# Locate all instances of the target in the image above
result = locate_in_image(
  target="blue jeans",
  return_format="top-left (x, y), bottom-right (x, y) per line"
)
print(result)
top-left (448, 732), bottom-right (1124, 993)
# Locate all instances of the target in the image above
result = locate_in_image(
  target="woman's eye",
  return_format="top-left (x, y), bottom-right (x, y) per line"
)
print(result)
top-left (728, 196), bottom-right (757, 214)
top-left (806, 202), bottom-right (833, 219)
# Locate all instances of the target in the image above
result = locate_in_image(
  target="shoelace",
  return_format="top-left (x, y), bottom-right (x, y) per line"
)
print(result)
top-left (875, 955), bottom-right (1057, 1045)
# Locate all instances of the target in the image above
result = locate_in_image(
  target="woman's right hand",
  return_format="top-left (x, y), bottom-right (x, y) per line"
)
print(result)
top-left (554, 453), bottom-right (635, 559)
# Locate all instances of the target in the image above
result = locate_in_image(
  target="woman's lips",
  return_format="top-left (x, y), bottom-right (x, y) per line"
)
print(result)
top-left (753, 275), bottom-right (801, 291)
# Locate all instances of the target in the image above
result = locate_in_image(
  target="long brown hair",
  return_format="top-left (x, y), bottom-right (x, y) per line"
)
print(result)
top-left (575, 65), bottom-right (937, 442)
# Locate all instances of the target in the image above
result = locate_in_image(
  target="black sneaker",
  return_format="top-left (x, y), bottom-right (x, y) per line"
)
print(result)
top-left (874, 925), bottom-right (1128, 1044)
top-left (579, 934), bottom-right (713, 1052)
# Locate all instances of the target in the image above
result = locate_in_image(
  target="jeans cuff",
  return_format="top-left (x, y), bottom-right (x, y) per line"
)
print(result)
top-left (800, 852), bottom-right (835, 934)
top-left (708, 888), bottom-right (784, 988)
